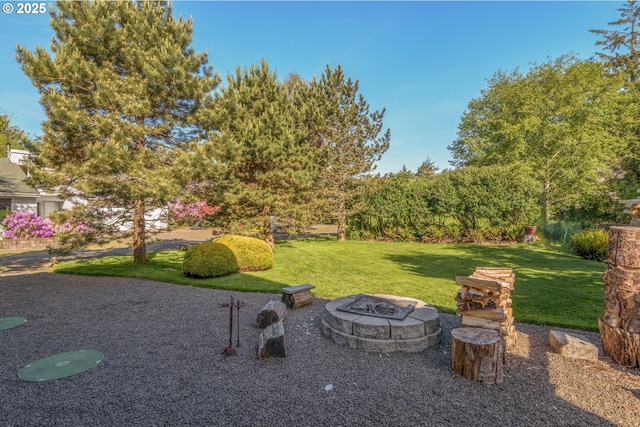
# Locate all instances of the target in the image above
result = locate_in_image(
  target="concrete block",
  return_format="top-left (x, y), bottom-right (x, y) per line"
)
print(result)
top-left (549, 330), bottom-right (599, 360)
top-left (352, 316), bottom-right (390, 340)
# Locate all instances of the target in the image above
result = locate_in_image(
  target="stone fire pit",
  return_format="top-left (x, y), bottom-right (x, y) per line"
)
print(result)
top-left (321, 294), bottom-right (441, 352)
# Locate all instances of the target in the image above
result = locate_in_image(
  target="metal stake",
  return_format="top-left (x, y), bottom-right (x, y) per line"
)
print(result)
top-left (219, 295), bottom-right (236, 357)
top-left (235, 300), bottom-right (246, 347)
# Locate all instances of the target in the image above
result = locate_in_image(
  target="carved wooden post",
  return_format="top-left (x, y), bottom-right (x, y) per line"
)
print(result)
top-left (599, 226), bottom-right (640, 367)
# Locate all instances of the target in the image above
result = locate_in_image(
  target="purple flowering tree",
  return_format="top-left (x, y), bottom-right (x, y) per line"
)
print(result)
top-left (167, 200), bottom-right (220, 227)
top-left (1, 212), bottom-right (54, 240)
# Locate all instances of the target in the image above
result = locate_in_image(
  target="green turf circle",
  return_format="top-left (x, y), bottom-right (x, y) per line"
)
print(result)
top-left (0, 317), bottom-right (27, 331)
top-left (18, 350), bottom-right (104, 382)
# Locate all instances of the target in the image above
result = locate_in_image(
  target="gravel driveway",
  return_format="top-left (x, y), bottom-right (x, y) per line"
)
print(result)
top-left (1, 271), bottom-right (639, 426)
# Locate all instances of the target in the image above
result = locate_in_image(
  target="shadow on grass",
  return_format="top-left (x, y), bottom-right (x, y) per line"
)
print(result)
top-left (383, 243), bottom-right (607, 331)
top-left (54, 250), bottom-right (288, 294)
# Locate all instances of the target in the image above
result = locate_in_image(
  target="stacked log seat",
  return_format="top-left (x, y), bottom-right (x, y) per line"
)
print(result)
top-left (455, 267), bottom-right (517, 350)
top-left (599, 226), bottom-right (640, 367)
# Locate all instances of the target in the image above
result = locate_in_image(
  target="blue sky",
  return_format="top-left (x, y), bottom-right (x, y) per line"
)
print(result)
top-left (0, 1), bottom-right (624, 175)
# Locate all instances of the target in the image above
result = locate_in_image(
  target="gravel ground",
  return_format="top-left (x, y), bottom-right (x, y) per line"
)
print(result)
top-left (1, 272), bottom-right (639, 426)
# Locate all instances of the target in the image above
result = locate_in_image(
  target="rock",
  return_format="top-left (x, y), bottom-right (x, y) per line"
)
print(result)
top-left (549, 330), bottom-right (598, 361)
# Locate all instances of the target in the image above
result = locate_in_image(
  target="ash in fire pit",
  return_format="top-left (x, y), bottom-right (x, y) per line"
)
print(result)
top-left (336, 294), bottom-right (416, 320)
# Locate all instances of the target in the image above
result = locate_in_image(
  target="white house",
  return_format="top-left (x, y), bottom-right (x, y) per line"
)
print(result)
top-left (1, 145), bottom-right (64, 217)
top-left (1, 144), bottom-right (167, 232)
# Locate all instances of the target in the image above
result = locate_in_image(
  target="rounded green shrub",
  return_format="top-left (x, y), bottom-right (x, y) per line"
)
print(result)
top-left (183, 241), bottom-right (238, 278)
top-left (570, 228), bottom-right (609, 261)
top-left (214, 235), bottom-right (274, 271)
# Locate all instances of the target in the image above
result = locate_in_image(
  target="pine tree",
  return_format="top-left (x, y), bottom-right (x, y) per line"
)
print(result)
top-left (0, 114), bottom-right (35, 151)
top-left (416, 157), bottom-right (439, 178)
top-left (207, 60), bottom-right (318, 247)
top-left (591, 0), bottom-right (640, 85)
top-left (310, 64), bottom-right (390, 240)
top-left (591, 0), bottom-right (640, 183)
top-left (16, 1), bottom-right (218, 263)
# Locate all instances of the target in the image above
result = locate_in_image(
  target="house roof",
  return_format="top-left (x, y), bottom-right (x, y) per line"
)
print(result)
top-left (0, 158), bottom-right (39, 197)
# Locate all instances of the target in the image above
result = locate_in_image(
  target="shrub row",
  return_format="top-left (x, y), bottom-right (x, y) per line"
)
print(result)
top-left (347, 165), bottom-right (540, 243)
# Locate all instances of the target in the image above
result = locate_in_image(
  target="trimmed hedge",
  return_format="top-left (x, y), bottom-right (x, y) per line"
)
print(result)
top-left (214, 235), bottom-right (273, 271)
top-left (183, 241), bottom-right (238, 278)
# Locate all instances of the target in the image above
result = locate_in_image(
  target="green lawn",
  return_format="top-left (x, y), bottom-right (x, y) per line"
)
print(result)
top-left (54, 238), bottom-right (607, 331)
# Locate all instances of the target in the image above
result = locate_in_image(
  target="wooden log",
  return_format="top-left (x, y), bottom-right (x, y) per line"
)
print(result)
top-left (456, 297), bottom-right (503, 312)
top-left (462, 315), bottom-right (502, 329)
top-left (455, 276), bottom-right (509, 292)
top-left (461, 315), bottom-right (508, 334)
top-left (456, 287), bottom-right (504, 300)
top-left (608, 226), bottom-right (640, 268)
top-left (599, 318), bottom-right (640, 368)
top-left (474, 267), bottom-right (513, 276)
top-left (256, 300), bottom-right (287, 329)
top-left (281, 284), bottom-right (315, 309)
top-left (471, 272), bottom-right (515, 290)
top-left (282, 291), bottom-right (313, 309)
top-left (461, 316), bottom-right (517, 350)
top-left (472, 274), bottom-right (514, 290)
top-left (455, 307), bottom-right (507, 322)
top-left (257, 319), bottom-right (286, 360)
top-left (451, 327), bottom-right (504, 384)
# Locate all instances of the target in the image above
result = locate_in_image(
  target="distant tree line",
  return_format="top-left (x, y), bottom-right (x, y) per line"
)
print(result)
top-left (350, 1), bottom-right (640, 242)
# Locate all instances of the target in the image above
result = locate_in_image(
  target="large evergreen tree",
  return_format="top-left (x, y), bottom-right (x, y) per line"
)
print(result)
top-left (16, 0), bottom-right (218, 263)
top-left (310, 64), bottom-right (390, 240)
top-left (591, 0), bottom-right (640, 184)
top-left (206, 60), bottom-right (318, 247)
top-left (591, 0), bottom-right (640, 85)
top-left (449, 56), bottom-right (627, 223)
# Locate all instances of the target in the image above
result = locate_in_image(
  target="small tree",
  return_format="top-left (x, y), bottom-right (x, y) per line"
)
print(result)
top-left (206, 60), bottom-right (318, 247)
top-left (416, 157), bottom-right (439, 178)
top-left (16, 1), bottom-right (218, 263)
top-left (310, 64), bottom-right (390, 240)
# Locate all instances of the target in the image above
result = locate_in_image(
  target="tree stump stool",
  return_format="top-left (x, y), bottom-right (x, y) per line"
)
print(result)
top-left (451, 327), bottom-right (504, 384)
top-left (281, 284), bottom-right (315, 309)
